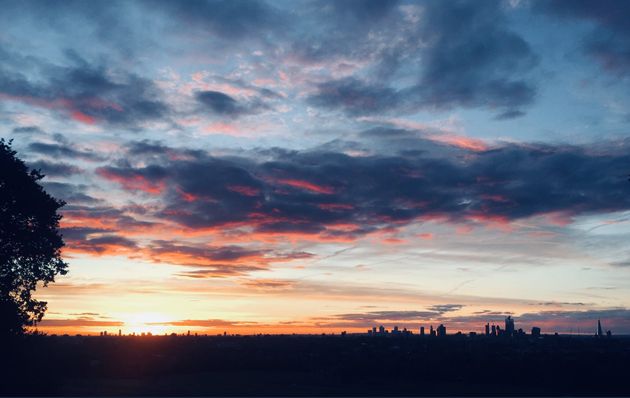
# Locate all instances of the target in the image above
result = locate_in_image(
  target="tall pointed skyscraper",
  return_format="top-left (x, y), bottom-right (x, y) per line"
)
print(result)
top-left (597, 319), bottom-right (604, 337)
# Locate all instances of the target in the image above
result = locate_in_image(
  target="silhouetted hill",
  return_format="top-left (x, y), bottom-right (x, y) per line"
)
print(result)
top-left (2, 333), bottom-right (629, 396)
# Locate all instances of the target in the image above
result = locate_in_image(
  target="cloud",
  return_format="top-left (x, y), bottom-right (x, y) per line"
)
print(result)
top-left (322, 310), bottom-right (442, 324)
top-left (149, 319), bottom-right (254, 328)
top-left (12, 126), bottom-right (44, 134)
top-left (415, 0), bottom-right (538, 115)
top-left (307, 78), bottom-right (403, 116)
top-left (305, 0), bottom-right (538, 117)
top-left (28, 142), bottom-right (104, 161)
top-left (96, 165), bottom-right (168, 194)
top-left (195, 90), bottom-right (270, 117)
top-left (147, 240), bottom-right (268, 265)
top-left (315, 307), bottom-right (630, 333)
top-left (175, 266), bottom-right (266, 279)
top-left (427, 304), bottom-right (465, 314)
top-left (239, 279), bottom-right (295, 290)
top-left (40, 182), bottom-right (101, 205)
top-left (65, 234), bottom-right (139, 255)
top-left (90, 140), bottom-right (630, 241)
top-left (148, 0), bottom-right (285, 40)
top-left (0, 53), bottom-right (170, 128)
top-left (38, 318), bottom-right (124, 327)
top-left (28, 160), bottom-right (82, 177)
top-left (537, 0), bottom-right (630, 76)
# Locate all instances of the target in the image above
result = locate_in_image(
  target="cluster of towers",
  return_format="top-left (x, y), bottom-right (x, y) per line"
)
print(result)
top-left (368, 325), bottom-right (414, 336)
top-left (368, 324), bottom-right (447, 337)
top-left (483, 316), bottom-right (532, 337)
top-left (368, 316), bottom-right (546, 338)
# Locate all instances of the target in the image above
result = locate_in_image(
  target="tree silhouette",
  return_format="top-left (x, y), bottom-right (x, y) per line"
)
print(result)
top-left (1, 139), bottom-right (67, 336)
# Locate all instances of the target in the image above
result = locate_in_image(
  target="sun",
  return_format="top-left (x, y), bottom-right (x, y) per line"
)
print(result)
top-left (120, 312), bottom-right (172, 335)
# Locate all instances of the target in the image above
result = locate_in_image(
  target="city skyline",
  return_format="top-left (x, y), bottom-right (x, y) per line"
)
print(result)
top-left (2, 0), bottom-right (630, 336)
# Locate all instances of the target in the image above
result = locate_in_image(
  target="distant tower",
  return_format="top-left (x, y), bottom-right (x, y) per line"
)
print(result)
top-left (597, 319), bottom-right (604, 337)
top-left (379, 325), bottom-right (385, 334)
top-left (430, 325), bottom-right (434, 336)
top-left (505, 316), bottom-right (515, 337)
top-left (437, 324), bottom-right (446, 337)
top-left (420, 326), bottom-right (425, 336)
top-left (531, 326), bottom-right (541, 337)
top-left (485, 323), bottom-right (490, 336)
top-left (118, 329), bottom-right (122, 337)
top-left (491, 325), bottom-right (496, 336)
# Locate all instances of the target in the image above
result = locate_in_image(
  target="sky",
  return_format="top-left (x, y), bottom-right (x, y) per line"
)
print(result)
top-left (2, 0), bottom-right (630, 336)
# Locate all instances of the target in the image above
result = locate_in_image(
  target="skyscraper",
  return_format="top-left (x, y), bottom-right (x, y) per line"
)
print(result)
top-left (505, 316), bottom-right (515, 337)
top-left (597, 319), bottom-right (604, 337)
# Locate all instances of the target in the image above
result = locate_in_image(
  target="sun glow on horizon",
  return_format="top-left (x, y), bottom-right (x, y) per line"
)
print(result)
top-left (119, 312), bottom-right (173, 335)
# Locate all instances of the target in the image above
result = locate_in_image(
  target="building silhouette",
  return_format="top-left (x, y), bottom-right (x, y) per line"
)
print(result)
top-left (437, 324), bottom-right (446, 337)
top-left (505, 316), bottom-right (515, 337)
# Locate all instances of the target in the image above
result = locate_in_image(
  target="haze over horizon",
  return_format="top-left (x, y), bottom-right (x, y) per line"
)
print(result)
top-left (1, 0), bottom-right (630, 336)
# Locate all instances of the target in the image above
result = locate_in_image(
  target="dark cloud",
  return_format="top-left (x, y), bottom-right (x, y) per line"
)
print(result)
top-left (28, 160), bottom-right (82, 176)
top-left (306, 0), bottom-right (538, 117)
top-left (415, 0), bottom-right (537, 115)
top-left (68, 234), bottom-right (138, 254)
top-left (517, 308), bottom-right (630, 323)
top-left (145, 240), bottom-right (311, 274)
top-left (0, 1), bottom-right (144, 57)
top-left (149, 240), bottom-right (267, 264)
top-left (307, 78), bottom-right (403, 115)
top-left (0, 54), bottom-right (170, 128)
top-left (40, 182), bottom-right (101, 205)
top-left (12, 126), bottom-right (44, 134)
top-left (538, 0), bottom-right (630, 75)
top-left (196, 91), bottom-right (240, 115)
top-left (94, 140), bottom-right (630, 239)
top-left (609, 260), bottom-right (630, 267)
top-left (61, 226), bottom-right (111, 242)
top-left (328, 310), bottom-right (441, 323)
top-left (427, 304), bottom-right (464, 314)
top-left (195, 90), bottom-right (270, 117)
top-left (28, 142), bottom-right (104, 161)
top-left (175, 266), bottom-right (266, 279)
top-left (321, 304), bottom-right (464, 327)
top-left (148, 0), bottom-right (284, 40)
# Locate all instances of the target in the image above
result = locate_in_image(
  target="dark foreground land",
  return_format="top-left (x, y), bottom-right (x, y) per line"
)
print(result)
top-left (2, 333), bottom-right (630, 396)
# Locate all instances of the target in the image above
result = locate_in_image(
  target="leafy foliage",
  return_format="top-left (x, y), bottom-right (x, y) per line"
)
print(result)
top-left (1, 139), bottom-right (67, 335)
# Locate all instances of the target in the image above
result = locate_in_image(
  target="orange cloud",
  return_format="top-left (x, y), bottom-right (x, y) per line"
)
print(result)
top-left (277, 179), bottom-right (334, 194)
top-left (96, 169), bottom-right (165, 194)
